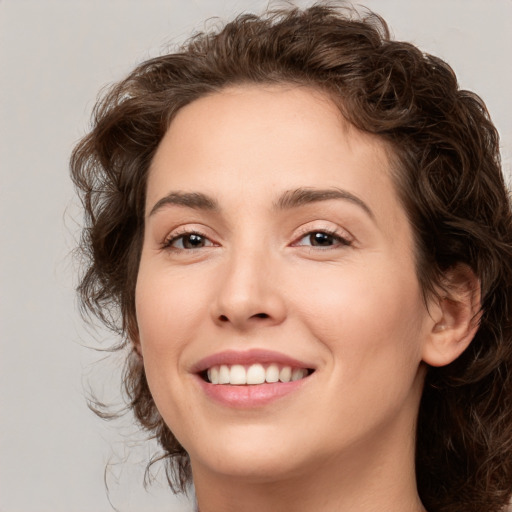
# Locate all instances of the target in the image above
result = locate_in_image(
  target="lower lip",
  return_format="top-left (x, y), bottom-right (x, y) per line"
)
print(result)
top-left (196, 375), bottom-right (310, 408)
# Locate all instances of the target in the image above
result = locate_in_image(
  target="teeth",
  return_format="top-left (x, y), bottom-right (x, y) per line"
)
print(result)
top-left (205, 363), bottom-right (310, 385)
top-left (219, 365), bottom-right (230, 384)
top-left (229, 365), bottom-right (246, 385)
top-left (279, 366), bottom-right (292, 382)
top-left (266, 363), bottom-right (280, 383)
top-left (291, 368), bottom-right (306, 381)
top-left (208, 366), bottom-right (219, 384)
top-left (246, 364), bottom-right (266, 384)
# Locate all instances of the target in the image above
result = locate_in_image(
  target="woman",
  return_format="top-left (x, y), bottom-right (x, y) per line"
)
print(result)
top-left (71, 3), bottom-right (512, 511)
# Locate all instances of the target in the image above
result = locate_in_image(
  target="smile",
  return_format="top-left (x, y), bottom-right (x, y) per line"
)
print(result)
top-left (205, 363), bottom-right (311, 385)
top-left (193, 349), bottom-right (316, 407)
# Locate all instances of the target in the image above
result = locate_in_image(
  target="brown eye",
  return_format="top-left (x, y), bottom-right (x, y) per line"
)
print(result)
top-left (295, 231), bottom-right (351, 248)
top-left (166, 232), bottom-right (214, 250)
top-left (309, 232), bottom-right (336, 246)
top-left (183, 234), bottom-right (206, 248)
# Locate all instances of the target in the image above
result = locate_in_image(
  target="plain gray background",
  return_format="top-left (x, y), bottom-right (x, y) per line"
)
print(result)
top-left (1, 1), bottom-right (511, 511)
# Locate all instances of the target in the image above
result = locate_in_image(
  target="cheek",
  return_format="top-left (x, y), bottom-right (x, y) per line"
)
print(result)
top-left (134, 266), bottom-right (211, 407)
top-left (291, 260), bottom-right (427, 376)
top-left (136, 265), bottom-right (208, 350)
top-left (134, 262), bottom-right (214, 422)
top-left (294, 269), bottom-right (427, 436)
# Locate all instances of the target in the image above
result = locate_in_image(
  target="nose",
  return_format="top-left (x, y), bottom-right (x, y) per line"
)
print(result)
top-left (210, 246), bottom-right (287, 331)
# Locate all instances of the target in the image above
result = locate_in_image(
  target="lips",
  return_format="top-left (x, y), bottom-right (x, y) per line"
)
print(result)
top-left (192, 349), bottom-right (315, 378)
top-left (192, 349), bottom-right (316, 407)
top-left (193, 348), bottom-right (314, 369)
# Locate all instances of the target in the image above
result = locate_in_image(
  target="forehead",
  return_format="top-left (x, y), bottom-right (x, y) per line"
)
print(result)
top-left (147, 84), bottom-right (402, 224)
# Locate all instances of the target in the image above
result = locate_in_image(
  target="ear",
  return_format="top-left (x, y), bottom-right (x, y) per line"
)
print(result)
top-left (422, 264), bottom-right (481, 367)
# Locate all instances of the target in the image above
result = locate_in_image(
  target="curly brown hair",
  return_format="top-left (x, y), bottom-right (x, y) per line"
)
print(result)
top-left (70, 3), bottom-right (512, 511)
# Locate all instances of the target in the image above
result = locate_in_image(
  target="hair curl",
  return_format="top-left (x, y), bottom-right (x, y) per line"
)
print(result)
top-left (70, 3), bottom-right (512, 511)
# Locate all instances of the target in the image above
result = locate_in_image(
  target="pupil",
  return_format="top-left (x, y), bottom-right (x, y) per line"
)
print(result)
top-left (311, 232), bottom-right (332, 246)
top-left (184, 234), bottom-right (204, 248)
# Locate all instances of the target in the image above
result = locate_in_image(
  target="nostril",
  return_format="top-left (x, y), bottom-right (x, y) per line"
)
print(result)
top-left (217, 312), bottom-right (270, 323)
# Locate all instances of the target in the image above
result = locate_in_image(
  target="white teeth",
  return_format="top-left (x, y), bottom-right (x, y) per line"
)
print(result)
top-left (229, 364), bottom-right (246, 385)
top-left (291, 368), bottom-right (307, 381)
top-left (208, 366), bottom-right (219, 384)
top-left (279, 366), bottom-right (292, 383)
top-left (205, 363), bottom-right (310, 385)
top-left (219, 365), bottom-right (230, 384)
top-left (265, 364), bottom-right (280, 383)
top-left (246, 364), bottom-right (266, 384)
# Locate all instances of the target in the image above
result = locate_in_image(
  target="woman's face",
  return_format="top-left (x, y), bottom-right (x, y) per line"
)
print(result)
top-left (136, 85), bottom-right (434, 482)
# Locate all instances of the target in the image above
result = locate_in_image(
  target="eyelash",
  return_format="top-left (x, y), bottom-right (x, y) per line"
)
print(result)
top-left (161, 227), bottom-right (352, 252)
top-left (161, 229), bottom-right (214, 251)
top-left (292, 227), bottom-right (352, 249)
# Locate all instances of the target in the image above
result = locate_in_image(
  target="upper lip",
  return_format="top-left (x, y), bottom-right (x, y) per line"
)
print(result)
top-left (191, 349), bottom-right (315, 374)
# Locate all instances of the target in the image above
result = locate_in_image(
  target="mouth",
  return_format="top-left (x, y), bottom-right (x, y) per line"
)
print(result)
top-left (193, 350), bottom-right (316, 408)
top-left (200, 363), bottom-right (315, 385)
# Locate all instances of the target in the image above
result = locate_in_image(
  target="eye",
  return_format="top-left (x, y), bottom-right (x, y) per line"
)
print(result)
top-left (163, 232), bottom-right (215, 250)
top-left (294, 230), bottom-right (351, 248)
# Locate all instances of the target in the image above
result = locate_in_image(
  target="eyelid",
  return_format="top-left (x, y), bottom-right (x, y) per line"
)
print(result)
top-left (161, 225), bottom-right (219, 250)
top-left (291, 224), bottom-right (354, 248)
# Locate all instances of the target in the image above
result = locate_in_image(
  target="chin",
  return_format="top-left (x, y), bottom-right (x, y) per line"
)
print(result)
top-left (185, 425), bottom-right (315, 482)
top-left (194, 453), bottom-right (307, 484)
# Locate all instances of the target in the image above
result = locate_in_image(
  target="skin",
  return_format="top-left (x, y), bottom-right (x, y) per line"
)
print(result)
top-left (135, 85), bottom-right (478, 512)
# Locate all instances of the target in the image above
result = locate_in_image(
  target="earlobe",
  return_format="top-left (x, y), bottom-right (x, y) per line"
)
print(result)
top-left (422, 264), bottom-right (482, 368)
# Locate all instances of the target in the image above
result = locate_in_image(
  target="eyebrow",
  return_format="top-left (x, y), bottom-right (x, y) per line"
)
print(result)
top-left (149, 191), bottom-right (220, 217)
top-left (148, 187), bottom-right (374, 219)
top-left (273, 187), bottom-right (374, 219)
